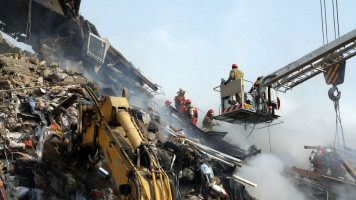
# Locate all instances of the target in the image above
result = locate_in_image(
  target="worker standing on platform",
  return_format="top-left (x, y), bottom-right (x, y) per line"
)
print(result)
top-left (175, 88), bottom-right (186, 114)
top-left (225, 63), bottom-right (244, 104)
top-left (202, 109), bottom-right (219, 131)
top-left (185, 99), bottom-right (198, 125)
top-left (249, 76), bottom-right (263, 106)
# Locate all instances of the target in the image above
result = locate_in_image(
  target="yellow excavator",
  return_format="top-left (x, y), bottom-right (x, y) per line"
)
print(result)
top-left (76, 86), bottom-right (172, 199)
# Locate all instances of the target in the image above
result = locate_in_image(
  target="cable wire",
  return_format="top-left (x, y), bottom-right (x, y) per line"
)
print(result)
top-left (336, 0), bottom-right (340, 37)
top-left (323, 0), bottom-right (329, 43)
top-left (319, 0), bottom-right (325, 44)
top-left (331, 0), bottom-right (337, 39)
top-left (333, 96), bottom-right (345, 150)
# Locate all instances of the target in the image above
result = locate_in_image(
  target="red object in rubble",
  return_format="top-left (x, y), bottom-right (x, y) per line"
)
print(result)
top-left (23, 139), bottom-right (33, 148)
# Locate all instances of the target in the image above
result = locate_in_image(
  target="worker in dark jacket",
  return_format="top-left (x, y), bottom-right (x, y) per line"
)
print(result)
top-left (202, 109), bottom-right (219, 131)
top-left (225, 64), bottom-right (244, 104)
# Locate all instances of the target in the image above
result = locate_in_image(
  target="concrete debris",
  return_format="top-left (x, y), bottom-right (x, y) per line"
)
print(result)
top-left (0, 39), bottom-right (259, 199)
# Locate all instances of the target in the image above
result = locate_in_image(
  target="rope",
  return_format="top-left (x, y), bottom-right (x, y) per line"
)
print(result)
top-left (323, 0), bottom-right (329, 43)
top-left (319, 0), bottom-right (325, 44)
top-left (25, 0), bottom-right (32, 45)
top-left (331, 0), bottom-right (337, 40)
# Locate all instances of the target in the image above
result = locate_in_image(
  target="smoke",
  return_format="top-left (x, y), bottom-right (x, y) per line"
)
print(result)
top-left (335, 185), bottom-right (356, 200)
top-left (236, 153), bottom-right (307, 200)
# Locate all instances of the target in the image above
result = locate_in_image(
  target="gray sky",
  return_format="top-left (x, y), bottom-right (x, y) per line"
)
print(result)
top-left (80, 0), bottom-right (356, 152)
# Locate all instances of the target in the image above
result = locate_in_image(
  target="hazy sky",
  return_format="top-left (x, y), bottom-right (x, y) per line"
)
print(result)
top-left (79, 0), bottom-right (356, 150)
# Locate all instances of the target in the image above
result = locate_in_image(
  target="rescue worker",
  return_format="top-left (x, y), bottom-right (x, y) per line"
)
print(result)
top-left (185, 99), bottom-right (198, 125)
top-left (175, 88), bottom-right (186, 114)
top-left (310, 146), bottom-right (328, 173)
top-left (161, 100), bottom-right (173, 123)
top-left (162, 100), bottom-right (172, 110)
top-left (248, 76), bottom-right (263, 106)
top-left (202, 109), bottom-right (219, 131)
top-left (325, 147), bottom-right (346, 177)
top-left (309, 146), bottom-right (345, 177)
top-left (253, 76), bottom-right (262, 88)
top-left (224, 63), bottom-right (244, 104)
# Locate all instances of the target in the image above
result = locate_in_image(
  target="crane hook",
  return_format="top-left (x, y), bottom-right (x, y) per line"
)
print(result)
top-left (328, 85), bottom-right (341, 102)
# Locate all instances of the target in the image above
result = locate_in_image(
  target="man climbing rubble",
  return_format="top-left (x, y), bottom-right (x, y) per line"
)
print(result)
top-left (224, 63), bottom-right (244, 105)
top-left (202, 109), bottom-right (219, 131)
top-left (175, 87), bottom-right (187, 113)
top-left (184, 99), bottom-right (198, 125)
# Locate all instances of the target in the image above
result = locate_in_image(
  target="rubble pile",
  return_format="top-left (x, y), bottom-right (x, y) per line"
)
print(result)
top-left (0, 49), bottom-right (119, 199)
top-left (0, 35), bottom-right (259, 199)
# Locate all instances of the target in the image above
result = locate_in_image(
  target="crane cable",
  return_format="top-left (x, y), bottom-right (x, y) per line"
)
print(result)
top-left (331, 0), bottom-right (337, 40)
top-left (323, 0), bottom-right (329, 43)
top-left (335, 0), bottom-right (340, 37)
top-left (319, 0), bottom-right (325, 44)
top-left (333, 98), bottom-right (345, 150)
top-left (328, 86), bottom-right (345, 150)
top-left (320, 0), bottom-right (341, 44)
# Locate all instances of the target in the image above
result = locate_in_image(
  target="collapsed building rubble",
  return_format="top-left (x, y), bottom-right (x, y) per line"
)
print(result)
top-left (0, 0), bottom-right (159, 107)
top-left (0, 34), bottom-right (260, 199)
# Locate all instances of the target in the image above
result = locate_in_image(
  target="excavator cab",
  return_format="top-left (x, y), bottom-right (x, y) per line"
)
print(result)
top-left (213, 78), bottom-right (282, 124)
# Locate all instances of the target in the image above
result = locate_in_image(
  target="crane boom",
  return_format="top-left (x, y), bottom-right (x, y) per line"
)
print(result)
top-left (262, 28), bottom-right (356, 92)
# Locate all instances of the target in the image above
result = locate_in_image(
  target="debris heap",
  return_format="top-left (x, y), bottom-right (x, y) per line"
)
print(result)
top-left (0, 49), bottom-right (118, 199)
top-left (0, 36), bottom-right (258, 199)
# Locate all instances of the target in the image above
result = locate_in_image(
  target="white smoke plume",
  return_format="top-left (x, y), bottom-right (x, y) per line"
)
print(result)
top-left (236, 153), bottom-right (307, 200)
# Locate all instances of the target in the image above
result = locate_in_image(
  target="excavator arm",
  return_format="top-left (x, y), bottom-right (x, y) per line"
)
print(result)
top-left (78, 87), bottom-right (172, 199)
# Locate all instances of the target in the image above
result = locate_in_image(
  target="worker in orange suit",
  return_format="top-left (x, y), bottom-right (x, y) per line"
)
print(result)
top-left (185, 99), bottom-right (198, 125)
top-left (175, 88), bottom-right (186, 114)
top-left (224, 64), bottom-right (244, 104)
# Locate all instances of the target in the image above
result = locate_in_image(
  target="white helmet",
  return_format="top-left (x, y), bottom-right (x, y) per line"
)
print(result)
top-left (178, 88), bottom-right (186, 94)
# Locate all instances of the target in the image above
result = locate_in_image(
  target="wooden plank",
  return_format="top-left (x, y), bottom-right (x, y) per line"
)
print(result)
top-left (291, 167), bottom-right (321, 180)
top-left (341, 157), bottom-right (356, 181)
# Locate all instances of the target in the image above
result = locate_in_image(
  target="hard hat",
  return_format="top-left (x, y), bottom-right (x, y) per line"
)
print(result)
top-left (178, 88), bottom-right (186, 94)
top-left (186, 99), bottom-right (192, 104)
top-left (165, 100), bottom-right (172, 105)
top-left (208, 109), bottom-right (214, 115)
top-left (317, 146), bottom-right (324, 151)
top-left (257, 76), bottom-right (262, 80)
top-left (232, 63), bottom-right (238, 68)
